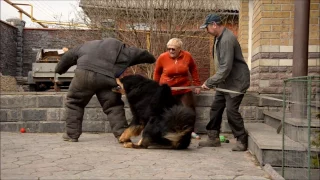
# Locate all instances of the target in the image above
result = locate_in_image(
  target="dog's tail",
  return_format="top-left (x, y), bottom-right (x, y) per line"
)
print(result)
top-left (162, 105), bottom-right (195, 148)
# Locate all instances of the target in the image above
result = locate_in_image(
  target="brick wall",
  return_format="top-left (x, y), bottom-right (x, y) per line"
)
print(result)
top-left (2, 22), bottom-right (239, 86)
top-left (0, 21), bottom-right (17, 76)
top-left (22, 29), bottom-right (102, 76)
top-left (241, 0), bottom-right (320, 93)
top-left (251, 0), bottom-right (319, 48)
top-left (238, 0), bottom-right (249, 62)
top-left (118, 31), bottom-right (212, 84)
top-left (0, 92), bottom-right (281, 133)
top-left (0, 23), bottom-right (213, 86)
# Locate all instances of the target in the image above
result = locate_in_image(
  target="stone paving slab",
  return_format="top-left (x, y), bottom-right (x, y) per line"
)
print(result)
top-left (1, 132), bottom-right (271, 180)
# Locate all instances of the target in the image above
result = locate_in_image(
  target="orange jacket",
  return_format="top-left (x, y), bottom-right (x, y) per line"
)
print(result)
top-left (153, 50), bottom-right (201, 95)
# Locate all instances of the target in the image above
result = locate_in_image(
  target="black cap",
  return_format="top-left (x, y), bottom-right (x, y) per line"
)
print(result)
top-left (200, 14), bottom-right (222, 29)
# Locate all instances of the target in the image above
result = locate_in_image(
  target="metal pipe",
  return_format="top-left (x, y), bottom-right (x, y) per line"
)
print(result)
top-left (5, 0), bottom-right (87, 28)
top-left (291, 0), bottom-right (310, 119)
top-left (5, 0), bottom-right (89, 28)
top-left (292, 0), bottom-right (310, 77)
top-left (146, 32), bottom-right (151, 51)
top-left (11, 3), bottom-right (34, 20)
top-left (30, 20), bottom-right (89, 27)
top-left (3, 0), bottom-right (47, 28)
top-left (19, 11), bottom-right (22, 20)
top-left (306, 76), bottom-right (312, 180)
top-left (5, 0), bottom-right (212, 40)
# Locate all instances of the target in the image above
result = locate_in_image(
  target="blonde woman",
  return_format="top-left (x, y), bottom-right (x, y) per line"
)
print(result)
top-left (153, 38), bottom-right (201, 139)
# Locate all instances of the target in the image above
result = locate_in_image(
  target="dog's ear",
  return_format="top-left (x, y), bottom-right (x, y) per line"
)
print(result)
top-left (112, 86), bottom-right (126, 94)
top-left (111, 78), bottom-right (125, 94)
top-left (116, 78), bottom-right (124, 89)
top-left (116, 78), bottom-right (121, 85)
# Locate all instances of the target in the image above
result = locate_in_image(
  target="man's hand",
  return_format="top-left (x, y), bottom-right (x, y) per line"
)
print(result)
top-left (194, 88), bottom-right (201, 94)
top-left (62, 47), bottom-right (69, 52)
top-left (201, 83), bottom-right (210, 90)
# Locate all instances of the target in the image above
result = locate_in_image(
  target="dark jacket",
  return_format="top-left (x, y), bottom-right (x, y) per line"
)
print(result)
top-left (55, 38), bottom-right (156, 78)
top-left (205, 28), bottom-right (250, 97)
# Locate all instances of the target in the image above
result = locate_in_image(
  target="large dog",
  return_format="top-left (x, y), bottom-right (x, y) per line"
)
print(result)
top-left (116, 75), bottom-right (195, 149)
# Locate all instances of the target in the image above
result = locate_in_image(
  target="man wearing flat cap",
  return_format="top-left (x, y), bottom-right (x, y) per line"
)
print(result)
top-left (55, 38), bottom-right (156, 143)
top-left (199, 14), bottom-right (250, 151)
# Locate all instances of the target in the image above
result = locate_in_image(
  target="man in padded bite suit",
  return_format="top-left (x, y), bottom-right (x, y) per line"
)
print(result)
top-left (55, 38), bottom-right (156, 142)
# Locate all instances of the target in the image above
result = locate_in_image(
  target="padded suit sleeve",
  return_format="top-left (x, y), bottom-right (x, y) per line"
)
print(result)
top-left (55, 45), bottom-right (81, 75)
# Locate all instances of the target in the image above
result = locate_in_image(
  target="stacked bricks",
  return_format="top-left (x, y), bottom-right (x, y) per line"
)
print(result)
top-left (4, 19), bottom-right (26, 84)
top-left (0, 93), bottom-right (117, 133)
top-left (15, 20), bottom-right (25, 78)
top-left (0, 21), bottom-right (17, 76)
top-left (238, 0), bottom-right (250, 63)
top-left (239, 0), bottom-right (320, 93)
top-left (0, 92), bottom-right (281, 133)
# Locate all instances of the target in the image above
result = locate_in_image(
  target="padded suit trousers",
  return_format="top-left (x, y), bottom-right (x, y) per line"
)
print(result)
top-left (64, 69), bottom-right (128, 139)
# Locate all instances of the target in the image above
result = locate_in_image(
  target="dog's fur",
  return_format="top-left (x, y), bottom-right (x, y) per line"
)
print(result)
top-left (117, 75), bottom-right (195, 149)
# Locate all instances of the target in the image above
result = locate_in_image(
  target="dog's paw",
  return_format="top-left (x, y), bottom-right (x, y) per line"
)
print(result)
top-left (123, 142), bottom-right (134, 148)
top-left (118, 133), bottom-right (128, 143)
top-left (119, 129), bottom-right (132, 143)
top-left (118, 136), bottom-right (130, 143)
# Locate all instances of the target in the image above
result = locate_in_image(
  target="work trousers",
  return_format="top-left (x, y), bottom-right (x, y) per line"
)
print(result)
top-left (206, 91), bottom-right (246, 138)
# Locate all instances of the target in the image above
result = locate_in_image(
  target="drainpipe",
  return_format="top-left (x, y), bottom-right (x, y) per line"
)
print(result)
top-left (292, 0), bottom-right (310, 77)
top-left (292, 0), bottom-right (310, 118)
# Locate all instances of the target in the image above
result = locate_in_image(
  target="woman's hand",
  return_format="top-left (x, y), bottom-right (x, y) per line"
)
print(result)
top-left (194, 88), bottom-right (201, 94)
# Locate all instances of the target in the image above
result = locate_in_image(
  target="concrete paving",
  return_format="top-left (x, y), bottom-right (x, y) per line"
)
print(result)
top-left (1, 132), bottom-right (271, 180)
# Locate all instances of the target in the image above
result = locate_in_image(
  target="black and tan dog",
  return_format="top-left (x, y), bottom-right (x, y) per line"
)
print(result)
top-left (115, 75), bottom-right (195, 149)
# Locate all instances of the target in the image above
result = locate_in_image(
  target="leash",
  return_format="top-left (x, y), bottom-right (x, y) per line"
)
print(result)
top-left (172, 85), bottom-right (288, 134)
top-left (171, 86), bottom-right (285, 102)
top-left (171, 85), bottom-right (319, 134)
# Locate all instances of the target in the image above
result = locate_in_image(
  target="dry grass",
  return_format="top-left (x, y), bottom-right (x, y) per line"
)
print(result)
top-left (0, 75), bottom-right (23, 92)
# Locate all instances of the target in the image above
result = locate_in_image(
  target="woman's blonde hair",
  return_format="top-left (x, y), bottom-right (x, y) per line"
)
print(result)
top-left (167, 38), bottom-right (183, 49)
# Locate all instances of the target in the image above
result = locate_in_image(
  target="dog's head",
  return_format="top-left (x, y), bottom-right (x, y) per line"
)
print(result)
top-left (113, 75), bottom-right (150, 95)
top-left (112, 78), bottom-right (126, 94)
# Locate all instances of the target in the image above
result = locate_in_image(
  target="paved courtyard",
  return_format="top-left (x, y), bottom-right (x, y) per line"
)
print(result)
top-left (1, 132), bottom-right (271, 180)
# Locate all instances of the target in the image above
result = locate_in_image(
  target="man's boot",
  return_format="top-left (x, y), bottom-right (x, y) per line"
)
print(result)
top-left (62, 133), bottom-right (78, 142)
top-left (198, 130), bottom-right (221, 147)
top-left (232, 133), bottom-right (248, 151)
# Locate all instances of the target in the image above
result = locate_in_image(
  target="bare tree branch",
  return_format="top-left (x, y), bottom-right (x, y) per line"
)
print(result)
top-left (69, 0), bottom-right (240, 80)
